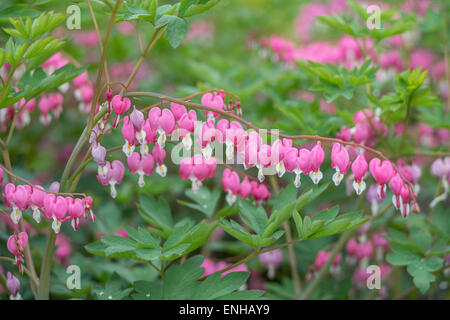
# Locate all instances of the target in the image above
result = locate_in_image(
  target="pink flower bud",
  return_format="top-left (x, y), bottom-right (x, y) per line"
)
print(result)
top-left (222, 168), bottom-right (240, 195)
top-left (7, 232), bottom-right (28, 256)
top-left (239, 177), bottom-right (252, 199)
top-left (179, 110), bottom-right (197, 134)
top-left (251, 181), bottom-right (270, 202)
top-left (170, 102), bottom-right (187, 121)
top-left (112, 95), bottom-right (131, 115)
top-left (356, 241), bottom-right (373, 261)
top-left (130, 106), bottom-right (145, 131)
top-left (372, 233), bottom-right (389, 249)
top-left (351, 151), bottom-right (368, 194)
top-left (92, 144), bottom-right (107, 166)
top-left (6, 272), bottom-right (20, 298)
top-left (314, 250), bottom-right (330, 271)
top-left (259, 249), bottom-right (283, 269)
top-left (201, 92), bottom-right (224, 119)
top-left (122, 116), bottom-right (136, 146)
top-left (369, 158), bottom-right (395, 199)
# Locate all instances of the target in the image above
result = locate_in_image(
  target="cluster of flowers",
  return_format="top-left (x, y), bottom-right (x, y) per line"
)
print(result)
top-left (89, 91), bottom-right (419, 218)
top-left (337, 109), bottom-right (387, 148)
top-left (308, 228), bottom-right (391, 295)
top-left (1, 171), bottom-right (95, 235)
top-left (262, 0), bottom-right (448, 100)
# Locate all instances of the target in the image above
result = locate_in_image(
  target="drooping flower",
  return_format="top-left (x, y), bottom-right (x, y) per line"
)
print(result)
top-left (369, 158), bottom-right (395, 200)
top-left (152, 144), bottom-right (167, 177)
top-left (111, 95), bottom-right (131, 128)
top-left (351, 151), bottom-right (368, 195)
top-left (331, 143), bottom-right (350, 186)
top-left (309, 142), bottom-right (325, 184)
top-left (389, 173), bottom-right (403, 210)
top-left (148, 107), bottom-right (176, 148)
top-left (121, 116), bottom-right (136, 157)
top-left (127, 152), bottom-right (154, 187)
top-left (222, 168), bottom-right (240, 205)
top-left (259, 249), bottom-right (282, 279)
top-left (6, 272), bottom-right (21, 300)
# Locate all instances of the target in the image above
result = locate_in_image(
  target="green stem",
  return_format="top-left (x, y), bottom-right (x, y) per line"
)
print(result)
top-left (37, 231), bottom-right (56, 299)
top-left (300, 230), bottom-right (355, 300)
top-left (269, 175), bottom-right (302, 298)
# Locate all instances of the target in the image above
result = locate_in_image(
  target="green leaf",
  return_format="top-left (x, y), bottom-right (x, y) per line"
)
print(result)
top-left (386, 246), bottom-right (421, 266)
top-left (292, 210), bottom-right (303, 238)
top-left (190, 272), bottom-right (249, 300)
top-left (238, 198), bottom-right (268, 236)
top-left (295, 183), bottom-right (330, 211)
top-left (138, 194), bottom-right (173, 230)
top-left (97, 273), bottom-right (132, 300)
top-left (162, 255), bottom-right (204, 299)
top-left (312, 205), bottom-right (339, 224)
top-left (156, 15), bottom-right (188, 48)
top-left (180, 187), bottom-right (221, 218)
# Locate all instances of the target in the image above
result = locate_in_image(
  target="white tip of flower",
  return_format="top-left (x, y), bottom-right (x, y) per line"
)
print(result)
top-left (276, 162), bottom-right (286, 178)
top-left (353, 179), bottom-right (366, 195)
top-left (52, 218), bottom-right (61, 234)
top-left (377, 184), bottom-right (386, 199)
top-left (74, 89), bottom-right (82, 101)
top-left (140, 143), bottom-right (149, 156)
top-left (182, 134), bottom-right (193, 150)
top-left (202, 143), bottom-right (213, 160)
top-left (225, 142), bottom-right (234, 160)
top-left (122, 141), bottom-right (135, 157)
top-left (268, 265), bottom-right (275, 280)
top-left (157, 132), bottom-right (166, 148)
top-left (294, 172), bottom-right (302, 188)
top-left (309, 170), bottom-right (323, 185)
top-left (332, 169), bottom-right (344, 186)
top-left (138, 173), bottom-right (145, 188)
top-left (226, 190), bottom-right (237, 206)
top-left (71, 218), bottom-right (79, 231)
top-left (58, 82), bottom-right (70, 93)
top-left (32, 206), bottom-right (41, 223)
top-left (370, 201), bottom-right (378, 216)
top-left (191, 178), bottom-right (202, 193)
top-left (392, 195), bottom-right (400, 210)
top-left (11, 208), bottom-right (21, 225)
top-left (98, 165), bottom-right (109, 179)
top-left (156, 164), bottom-right (167, 177)
top-left (136, 130), bottom-right (146, 145)
top-left (110, 182), bottom-right (117, 199)
top-left (401, 202), bottom-right (410, 218)
top-left (257, 165), bottom-right (265, 183)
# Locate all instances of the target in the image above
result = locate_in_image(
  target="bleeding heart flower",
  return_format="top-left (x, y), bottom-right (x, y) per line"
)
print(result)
top-left (222, 168), bottom-right (240, 205)
top-left (170, 102), bottom-right (187, 121)
top-left (369, 158), bottom-right (395, 200)
top-left (201, 92), bottom-right (224, 119)
top-left (331, 143), bottom-right (350, 186)
top-left (152, 144), bottom-right (167, 177)
top-left (239, 176), bottom-right (252, 199)
top-left (121, 116), bottom-right (136, 157)
top-left (351, 151), bottom-right (368, 195)
top-left (148, 107), bottom-right (175, 148)
top-left (111, 95), bottom-right (131, 128)
top-left (309, 142), bottom-right (325, 184)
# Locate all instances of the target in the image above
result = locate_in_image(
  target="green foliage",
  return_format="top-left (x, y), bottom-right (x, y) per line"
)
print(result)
top-left (178, 187), bottom-right (221, 218)
top-left (386, 227), bottom-right (446, 293)
top-left (318, 0), bottom-right (416, 42)
top-left (128, 255), bottom-right (263, 300)
top-left (299, 60), bottom-right (378, 103)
